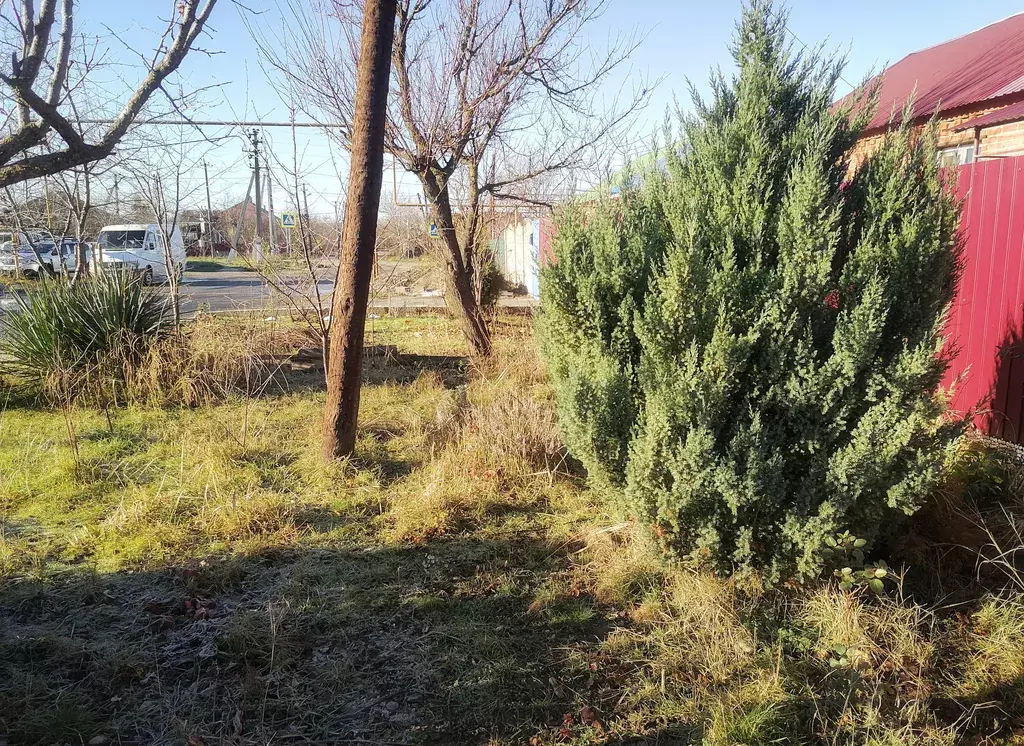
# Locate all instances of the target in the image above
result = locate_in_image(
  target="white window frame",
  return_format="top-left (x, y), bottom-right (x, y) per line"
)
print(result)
top-left (938, 142), bottom-right (976, 167)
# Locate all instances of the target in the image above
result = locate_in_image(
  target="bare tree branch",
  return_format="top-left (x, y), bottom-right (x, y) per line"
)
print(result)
top-left (0, 0), bottom-right (218, 187)
top-left (253, 0), bottom-right (651, 357)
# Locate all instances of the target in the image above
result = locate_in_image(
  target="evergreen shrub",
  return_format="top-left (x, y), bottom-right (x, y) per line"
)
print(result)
top-left (538, 0), bottom-right (964, 582)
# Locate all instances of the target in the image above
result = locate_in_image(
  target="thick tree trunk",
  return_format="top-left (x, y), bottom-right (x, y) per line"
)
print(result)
top-left (422, 172), bottom-right (492, 357)
top-left (322, 0), bottom-right (397, 460)
top-left (450, 264), bottom-right (492, 357)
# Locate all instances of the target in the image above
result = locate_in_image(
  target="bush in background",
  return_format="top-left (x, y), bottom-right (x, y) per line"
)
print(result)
top-left (539, 0), bottom-right (964, 582)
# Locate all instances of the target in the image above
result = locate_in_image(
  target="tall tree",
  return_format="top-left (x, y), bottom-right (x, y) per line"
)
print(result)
top-left (0, 0), bottom-right (216, 187)
top-left (322, 0), bottom-right (397, 459)
top-left (256, 0), bottom-right (647, 357)
top-left (539, 1), bottom-right (963, 583)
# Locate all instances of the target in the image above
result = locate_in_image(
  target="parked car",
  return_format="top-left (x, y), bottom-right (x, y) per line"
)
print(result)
top-left (47, 238), bottom-right (89, 275)
top-left (0, 233), bottom-right (58, 278)
top-left (94, 224), bottom-right (185, 285)
top-left (0, 235), bottom-right (93, 278)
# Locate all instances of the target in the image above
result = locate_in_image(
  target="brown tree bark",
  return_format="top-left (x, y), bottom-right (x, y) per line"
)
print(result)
top-left (421, 169), bottom-right (492, 357)
top-left (322, 0), bottom-right (397, 460)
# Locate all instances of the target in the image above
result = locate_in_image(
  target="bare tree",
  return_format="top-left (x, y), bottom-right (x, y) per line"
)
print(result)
top-left (0, 0), bottom-right (217, 187)
top-left (124, 128), bottom-right (220, 325)
top-left (256, 0), bottom-right (648, 356)
top-left (52, 164), bottom-right (92, 280)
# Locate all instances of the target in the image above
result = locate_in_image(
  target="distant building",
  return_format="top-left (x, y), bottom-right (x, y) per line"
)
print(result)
top-left (844, 12), bottom-right (1024, 167)
top-left (492, 215), bottom-right (556, 299)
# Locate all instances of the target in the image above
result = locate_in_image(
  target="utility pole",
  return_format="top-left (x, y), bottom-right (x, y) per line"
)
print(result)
top-left (322, 0), bottom-right (398, 459)
top-left (203, 161), bottom-right (213, 256)
top-left (249, 128), bottom-right (263, 263)
top-left (112, 174), bottom-right (120, 219)
top-left (266, 170), bottom-right (276, 254)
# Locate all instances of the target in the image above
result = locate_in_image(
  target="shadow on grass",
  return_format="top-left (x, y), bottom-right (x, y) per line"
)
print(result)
top-left (0, 537), bottom-right (616, 745)
top-left (277, 353), bottom-right (470, 395)
top-left (186, 260), bottom-right (253, 273)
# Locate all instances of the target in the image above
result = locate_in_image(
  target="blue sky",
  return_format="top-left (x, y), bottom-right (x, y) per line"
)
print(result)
top-left (85, 0), bottom-right (1024, 214)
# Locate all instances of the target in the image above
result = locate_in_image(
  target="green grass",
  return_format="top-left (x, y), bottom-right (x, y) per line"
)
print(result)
top-left (1, 316), bottom-right (1024, 745)
top-left (186, 256), bottom-right (254, 272)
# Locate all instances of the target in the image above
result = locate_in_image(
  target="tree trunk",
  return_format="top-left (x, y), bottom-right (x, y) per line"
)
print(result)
top-left (421, 172), bottom-right (492, 357)
top-left (450, 263), bottom-right (492, 357)
top-left (322, 0), bottom-right (397, 460)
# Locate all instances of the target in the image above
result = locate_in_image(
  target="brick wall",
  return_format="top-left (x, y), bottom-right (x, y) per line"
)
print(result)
top-left (979, 120), bottom-right (1024, 157)
top-left (848, 100), bottom-right (1024, 168)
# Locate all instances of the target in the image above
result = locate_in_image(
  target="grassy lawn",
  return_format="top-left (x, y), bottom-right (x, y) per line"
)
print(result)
top-left (2, 315), bottom-right (1024, 745)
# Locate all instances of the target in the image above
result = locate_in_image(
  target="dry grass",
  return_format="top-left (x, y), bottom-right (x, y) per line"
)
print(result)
top-left (4, 314), bottom-right (1024, 745)
top-left (952, 596), bottom-right (1024, 699)
top-left (800, 587), bottom-right (935, 674)
top-left (17, 313), bottom-right (306, 411)
top-left (585, 523), bottom-right (664, 607)
top-left (386, 329), bottom-right (567, 543)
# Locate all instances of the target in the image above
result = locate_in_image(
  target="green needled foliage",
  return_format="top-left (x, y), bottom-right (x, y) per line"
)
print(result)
top-left (538, 0), bottom-right (964, 583)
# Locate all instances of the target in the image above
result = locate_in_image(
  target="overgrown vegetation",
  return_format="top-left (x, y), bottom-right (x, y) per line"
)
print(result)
top-left (2, 3), bottom-right (1020, 744)
top-left (1, 315), bottom-right (1023, 745)
top-left (539, 1), bottom-right (964, 582)
top-left (0, 272), bottom-right (296, 408)
top-left (0, 269), bottom-right (169, 402)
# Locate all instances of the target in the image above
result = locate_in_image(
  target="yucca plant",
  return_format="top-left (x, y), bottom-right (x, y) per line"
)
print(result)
top-left (0, 269), bottom-right (169, 401)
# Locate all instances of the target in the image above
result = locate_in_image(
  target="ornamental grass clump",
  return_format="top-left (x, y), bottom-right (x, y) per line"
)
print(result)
top-left (0, 268), bottom-right (169, 404)
top-left (538, 0), bottom-right (964, 583)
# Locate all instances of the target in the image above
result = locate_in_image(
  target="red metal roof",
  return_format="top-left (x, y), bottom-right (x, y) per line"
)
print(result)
top-left (847, 13), bottom-right (1024, 132)
top-left (953, 100), bottom-right (1024, 131)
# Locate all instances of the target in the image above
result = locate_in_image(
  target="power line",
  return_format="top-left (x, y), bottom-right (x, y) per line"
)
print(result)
top-left (78, 119), bottom-right (347, 128)
top-left (783, 23), bottom-right (857, 91)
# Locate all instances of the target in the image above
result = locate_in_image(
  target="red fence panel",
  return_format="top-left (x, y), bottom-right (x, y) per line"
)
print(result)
top-left (941, 155), bottom-right (1024, 442)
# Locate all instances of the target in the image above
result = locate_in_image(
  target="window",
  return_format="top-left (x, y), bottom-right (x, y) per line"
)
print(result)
top-left (938, 143), bottom-right (975, 167)
top-left (97, 230), bottom-right (146, 249)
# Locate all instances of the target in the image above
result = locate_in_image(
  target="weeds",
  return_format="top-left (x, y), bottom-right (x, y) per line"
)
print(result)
top-left (2, 315), bottom-right (1024, 744)
top-left (953, 596), bottom-right (1024, 699)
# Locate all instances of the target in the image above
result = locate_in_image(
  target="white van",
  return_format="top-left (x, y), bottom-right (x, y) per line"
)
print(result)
top-left (95, 224), bottom-right (186, 285)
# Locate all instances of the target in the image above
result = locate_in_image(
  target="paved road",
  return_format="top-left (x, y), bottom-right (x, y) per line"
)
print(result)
top-left (0, 268), bottom-right (538, 317)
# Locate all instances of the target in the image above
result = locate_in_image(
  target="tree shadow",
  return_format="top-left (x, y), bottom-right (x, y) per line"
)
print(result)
top-left (0, 537), bottom-right (617, 745)
top-left (275, 351), bottom-right (470, 394)
top-left (981, 314), bottom-right (1024, 444)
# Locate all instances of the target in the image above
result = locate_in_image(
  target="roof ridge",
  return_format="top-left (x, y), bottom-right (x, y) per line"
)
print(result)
top-left (899, 10), bottom-right (1024, 58)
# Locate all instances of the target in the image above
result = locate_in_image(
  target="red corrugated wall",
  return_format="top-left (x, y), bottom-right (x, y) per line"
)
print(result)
top-left (538, 216), bottom-right (557, 267)
top-left (943, 156), bottom-right (1024, 442)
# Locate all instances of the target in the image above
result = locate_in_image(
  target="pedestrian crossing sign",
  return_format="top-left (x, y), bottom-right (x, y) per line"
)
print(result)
top-left (280, 212), bottom-right (297, 229)
top-left (429, 222), bottom-right (438, 238)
